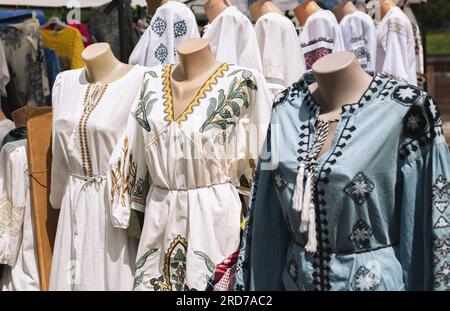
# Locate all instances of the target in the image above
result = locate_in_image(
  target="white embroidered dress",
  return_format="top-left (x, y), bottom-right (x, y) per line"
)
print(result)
top-left (49, 65), bottom-right (147, 291)
top-left (108, 63), bottom-right (272, 291)
top-left (298, 9), bottom-right (344, 71)
top-left (339, 10), bottom-right (377, 72)
top-left (202, 6), bottom-right (263, 73)
top-left (129, 0), bottom-right (199, 67)
top-left (376, 7), bottom-right (417, 85)
top-left (0, 140), bottom-right (40, 291)
top-left (254, 12), bottom-right (303, 96)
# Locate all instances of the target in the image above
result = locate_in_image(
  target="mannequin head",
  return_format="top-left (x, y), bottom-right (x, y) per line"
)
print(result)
top-left (176, 38), bottom-right (219, 80)
top-left (146, 0), bottom-right (169, 16)
top-left (333, 0), bottom-right (357, 22)
top-left (11, 105), bottom-right (31, 127)
top-left (249, 0), bottom-right (282, 22)
top-left (204, 0), bottom-right (230, 22)
top-left (293, 0), bottom-right (322, 27)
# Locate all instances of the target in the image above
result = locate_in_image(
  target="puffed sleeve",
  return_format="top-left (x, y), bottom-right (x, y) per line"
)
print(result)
top-left (107, 77), bottom-right (151, 231)
top-left (235, 70), bottom-right (272, 199)
top-left (380, 17), bottom-right (416, 85)
top-left (128, 26), bottom-right (151, 66)
top-left (49, 73), bottom-right (68, 209)
top-left (397, 94), bottom-right (450, 290)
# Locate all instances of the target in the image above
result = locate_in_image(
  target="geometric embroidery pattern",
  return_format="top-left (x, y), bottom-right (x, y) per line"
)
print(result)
top-left (432, 175), bottom-right (450, 230)
top-left (151, 17), bottom-right (167, 37)
top-left (344, 172), bottom-right (375, 205)
top-left (392, 85), bottom-right (421, 106)
top-left (348, 219), bottom-right (373, 250)
top-left (434, 234), bottom-right (450, 258)
top-left (174, 20), bottom-right (187, 38)
top-left (154, 43), bottom-right (168, 64)
top-left (403, 105), bottom-right (427, 138)
top-left (351, 261), bottom-right (382, 291)
top-left (304, 47), bottom-right (332, 70)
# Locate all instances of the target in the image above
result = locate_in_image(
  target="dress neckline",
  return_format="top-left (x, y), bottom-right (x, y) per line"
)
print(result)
top-left (162, 62), bottom-right (229, 124)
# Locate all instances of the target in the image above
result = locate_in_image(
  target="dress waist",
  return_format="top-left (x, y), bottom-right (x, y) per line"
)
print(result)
top-left (69, 171), bottom-right (106, 183)
top-left (153, 181), bottom-right (232, 192)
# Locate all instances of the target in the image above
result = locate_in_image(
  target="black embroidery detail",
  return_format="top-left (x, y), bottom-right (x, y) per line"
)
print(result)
top-left (434, 234), bottom-right (450, 258)
top-left (154, 43), bottom-right (168, 64)
top-left (348, 220), bottom-right (373, 250)
top-left (304, 47), bottom-right (332, 70)
top-left (344, 172), bottom-right (375, 204)
top-left (301, 37), bottom-right (334, 48)
top-left (287, 256), bottom-right (299, 282)
top-left (350, 35), bottom-right (371, 69)
top-left (273, 169), bottom-right (288, 191)
top-left (403, 105), bottom-right (427, 138)
top-left (174, 20), bottom-right (187, 38)
top-left (351, 265), bottom-right (381, 291)
top-left (272, 88), bottom-right (289, 108)
top-left (151, 17), bottom-right (166, 36)
top-left (392, 85), bottom-right (422, 106)
top-left (435, 261), bottom-right (450, 288)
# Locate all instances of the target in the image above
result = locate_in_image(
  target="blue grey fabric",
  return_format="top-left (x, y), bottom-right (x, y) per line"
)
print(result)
top-left (235, 72), bottom-right (450, 291)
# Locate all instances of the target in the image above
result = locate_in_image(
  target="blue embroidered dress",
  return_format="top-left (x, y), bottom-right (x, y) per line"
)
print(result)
top-left (235, 73), bottom-right (450, 291)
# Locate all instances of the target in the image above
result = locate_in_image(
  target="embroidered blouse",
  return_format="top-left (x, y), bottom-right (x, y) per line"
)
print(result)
top-left (236, 72), bottom-right (450, 291)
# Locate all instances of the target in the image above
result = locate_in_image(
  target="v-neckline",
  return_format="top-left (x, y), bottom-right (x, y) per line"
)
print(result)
top-left (162, 62), bottom-right (229, 124)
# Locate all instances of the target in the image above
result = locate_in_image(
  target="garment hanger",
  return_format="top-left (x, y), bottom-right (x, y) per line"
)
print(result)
top-left (41, 16), bottom-right (68, 30)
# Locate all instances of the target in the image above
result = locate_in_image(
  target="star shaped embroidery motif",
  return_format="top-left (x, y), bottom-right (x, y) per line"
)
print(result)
top-left (407, 114), bottom-right (421, 130)
top-left (396, 87), bottom-right (416, 101)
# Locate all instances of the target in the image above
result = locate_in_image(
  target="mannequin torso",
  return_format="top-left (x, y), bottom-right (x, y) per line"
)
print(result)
top-left (310, 51), bottom-right (373, 157)
top-left (204, 0), bottom-right (230, 22)
top-left (0, 109), bottom-right (6, 122)
top-left (171, 38), bottom-right (222, 120)
top-left (380, 0), bottom-right (397, 20)
top-left (333, 0), bottom-right (357, 22)
top-left (249, 0), bottom-right (282, 22)
top-left (81, 42), bottom-right (134, 85)
top-left (294, 0), bottom-right (322, 27)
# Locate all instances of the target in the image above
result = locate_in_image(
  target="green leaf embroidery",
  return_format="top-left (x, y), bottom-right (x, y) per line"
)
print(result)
top-left (207, 98), bottom-right (217, 118)
top-left (227, 101), bottom-right (241, 117)
top-left (219, 109), bottom-right (231, 119)
top-left (194, 251), bottom-right (216, 273)
top-left (135, 248), bottom-right (158, 270)
top-left (146, 70), bottom-right (158, 78)
top-left (228, 77), bottom-right (238, 96)
top-left (133, 271), bottom-right (144, 289)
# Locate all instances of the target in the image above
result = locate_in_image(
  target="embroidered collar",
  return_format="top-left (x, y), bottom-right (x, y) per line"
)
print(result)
top-left (301, 72), bottom-right (385, 118)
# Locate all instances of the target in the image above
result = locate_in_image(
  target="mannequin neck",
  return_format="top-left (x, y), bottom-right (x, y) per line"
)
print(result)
top-left (176, 38), bottom-right (220, 81)
top-left (147, 0), bottom-right (169, 16)
top-left (380, 0), bottom-right (397, 20)
top-left (249, 0), bottom-right (282, 22)
top-left (333, 0), bottom-right (357, 22)
top-left (311, 52), bottom-right (372, 116)
top-left (294, 0), bottom-right (322, 27)
top-left (11, 106), bottom-right (29, 127)
top-left (82, 43), bottom-right (133, 84)
top-left (204, 0), bottom-right (230, 22)
top-left (0, 109), bottom-right (6, 122)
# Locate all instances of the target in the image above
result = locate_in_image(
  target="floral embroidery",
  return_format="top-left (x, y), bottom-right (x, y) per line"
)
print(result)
top-left (162, 63), bottom-right (229, 124)
top-left (173, 20), bottom-right (187, 38)
top-left (147, 235), bottom-right (198, 291)
top-left (151, 17), bottom-right (166, 36)
top-left (0, 197), bottom-right (25, 266)
top-left (133, 248), bottom-right (158, 289)
top-left (110, 137), bottom-right (137, 207)
top-left (434, 234), bottom-right (450, 258)
top-left (344, 172), bottom-right (375, 205)
top-left (135, 71), bottom-right (158, 132)
top-left (348, 220), bottom-right (373, 250)
top-left (435, 261), bottom-right (450, 289)
top-left (200, 69), bottom-right (257, 139)
top-left (273, 169), bottom-right (288, 191)
top-left (403, 105), bottom-right (427, 138)
top-left (194, 251), bottom-right (216, 273)
top-left (287, 257), bottom-right (298, 282)
top-left (351, 261), bottom-right (382, 291)
top-left (154, 43), bottom-right (168, 64)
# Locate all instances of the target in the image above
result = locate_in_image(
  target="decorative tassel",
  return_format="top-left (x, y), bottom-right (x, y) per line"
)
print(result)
top-left (299, 173), bottom-right (312, 232)
top-left (305, 206), bottom-right (317, 253)
top-left (291, 163), bottom-right (305, 212)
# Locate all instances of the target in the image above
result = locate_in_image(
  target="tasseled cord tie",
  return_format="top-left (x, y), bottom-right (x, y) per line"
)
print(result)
top-left (291, 162), bottom-right (318, 253)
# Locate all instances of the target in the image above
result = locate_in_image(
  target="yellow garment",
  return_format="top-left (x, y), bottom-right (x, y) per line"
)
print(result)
top-left (40, 27), bottom-right (84, 70)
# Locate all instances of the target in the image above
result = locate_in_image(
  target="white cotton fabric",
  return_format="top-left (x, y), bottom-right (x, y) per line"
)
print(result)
top-left (340, 10), bottom-right (377, 72)
top-left (298, 10), bottom-right (345, 71)
top-left (129, 1), bottom-right (199, 67)
top-left (0, 140), bottom-right (40, 291)
top-left (0, 40), bottom-right (9, 108)
top-left (202, 6), bottom-right (263, 73)
top-left (108, 63), bottom-right (272, 291)
top-left (254, 12), bottom-right (303, 96)
top-left (0, 119), bottom-right (14, 144)
top-left (376, 7), bottom-right (417, 86)
top-left (49, 65), bottom-right (148, 291)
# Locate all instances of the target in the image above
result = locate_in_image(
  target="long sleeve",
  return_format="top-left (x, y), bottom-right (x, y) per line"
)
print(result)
top-left (108, 85), bottom-right (150, 230)
top-left (128, 26), bottom-right (151, 66)
top-left (398, 94), bottom-right (450, 290)
top-left (49, 73), bottom-right (69, 209)
top-left (70, 29), bottom-right (84, 69)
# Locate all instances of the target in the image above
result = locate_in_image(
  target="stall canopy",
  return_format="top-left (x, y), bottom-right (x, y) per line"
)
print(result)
top-left (0, 0), bottom-right (147, 7)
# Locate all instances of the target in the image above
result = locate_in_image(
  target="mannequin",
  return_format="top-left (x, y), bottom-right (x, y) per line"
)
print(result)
top-left (81, 42), bottom-right (134, 85)
top-left (249, 0), bottom-right (282, 22)
top-left (11, 106), bottom-right (31, 127)
top-left (171, 38), bottom-right (222, 120)
top-left (294, 0), bottom-right (322, 27)
top-left (333, 0), bottom-right (357, 22)
top-left (310, 51), bottom-right (372, 156)
top-left (380, 0), bottom-right (397, 20)
top-left (0, 108), bottom-right (6, 121)
top-left (204, 0), bottom-right (230, 22)
top-left (147, 0), bottom-right (169, 16)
